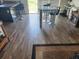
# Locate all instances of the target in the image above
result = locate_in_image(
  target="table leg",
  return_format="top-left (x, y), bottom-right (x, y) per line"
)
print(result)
top-left (40, 10), bottom-right (42, 28)
top-left (50, 14), bottom-right (56, 26)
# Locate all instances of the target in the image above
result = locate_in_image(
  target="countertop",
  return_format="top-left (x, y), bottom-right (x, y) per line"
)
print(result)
top-left (0, 1), bottom-right (20, 8)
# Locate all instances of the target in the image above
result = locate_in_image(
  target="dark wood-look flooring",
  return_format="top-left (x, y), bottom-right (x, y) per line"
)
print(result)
top-left (0, 14), bottom-right (79, 59)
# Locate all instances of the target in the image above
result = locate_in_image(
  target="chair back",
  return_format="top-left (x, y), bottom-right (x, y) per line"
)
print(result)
top-left (50, 7), bottom-right (60, 15)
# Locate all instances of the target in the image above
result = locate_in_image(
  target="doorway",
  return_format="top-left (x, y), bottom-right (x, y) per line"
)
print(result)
top-left (27, 0), bottom-right (38, 13)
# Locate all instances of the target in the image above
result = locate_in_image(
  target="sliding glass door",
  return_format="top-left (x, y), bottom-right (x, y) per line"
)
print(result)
top-left (27, 0), bottom-right (38, 13)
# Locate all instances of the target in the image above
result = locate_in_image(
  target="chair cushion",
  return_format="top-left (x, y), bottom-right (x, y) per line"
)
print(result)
top-left (43, 4), bottom-right (50, 6)
top-left (50, 10), bottom-right (59, 15)
top-left (50, 7), bottom-right (60, 15)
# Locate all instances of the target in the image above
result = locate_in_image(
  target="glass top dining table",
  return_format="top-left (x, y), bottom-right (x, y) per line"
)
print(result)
top-left (39, 6), bottom-right (59, 28)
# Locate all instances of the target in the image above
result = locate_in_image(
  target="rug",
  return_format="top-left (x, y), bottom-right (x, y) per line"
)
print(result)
top-left (32, 44), bottom-right (79, 59)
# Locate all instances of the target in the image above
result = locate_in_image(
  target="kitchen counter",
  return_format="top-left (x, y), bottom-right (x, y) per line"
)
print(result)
top-left (0, 1), bottom-right (24, 22)
top-left (0, 1), bottom-right (20, 8)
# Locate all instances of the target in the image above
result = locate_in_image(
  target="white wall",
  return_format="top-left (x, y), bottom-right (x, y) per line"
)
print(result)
top-left (50, 0), bottom-right (60, 7)
top-left (72, 0), bottom-right (79, 8)
top-left (60, 0), bottom-right (68, 12)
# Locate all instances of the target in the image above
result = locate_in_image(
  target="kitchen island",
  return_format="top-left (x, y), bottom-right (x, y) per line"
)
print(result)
top-left (0, 1), bottom-right (24, 22)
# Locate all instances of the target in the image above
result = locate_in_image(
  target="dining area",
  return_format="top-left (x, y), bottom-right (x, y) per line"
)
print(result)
top-left (38, 0), bottom-right (60, 28)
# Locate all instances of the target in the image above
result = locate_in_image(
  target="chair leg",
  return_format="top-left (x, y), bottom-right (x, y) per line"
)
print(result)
top-left (50, 15), bottom-right (55, 24)
top-left (45, 12), bottom-right (48, 22)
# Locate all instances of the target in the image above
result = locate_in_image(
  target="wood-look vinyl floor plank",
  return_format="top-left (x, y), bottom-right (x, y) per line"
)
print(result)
top-left (0, 14), bottom-right (79, 59)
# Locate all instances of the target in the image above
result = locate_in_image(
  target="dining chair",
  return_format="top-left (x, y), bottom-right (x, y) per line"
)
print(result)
top-left (49, 7), bottom-right (60, 25)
